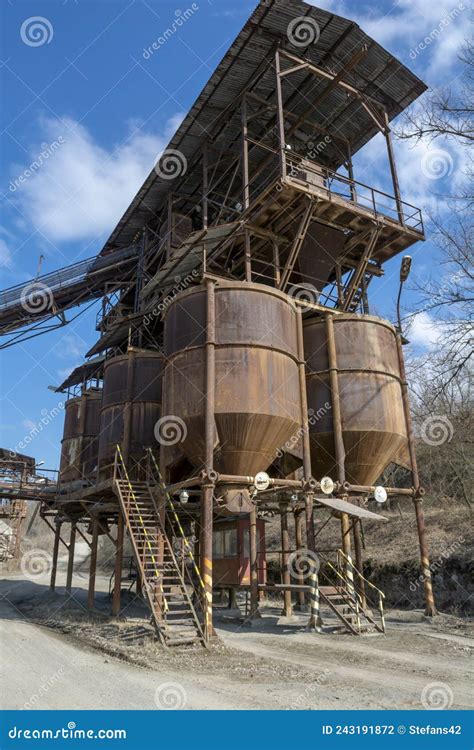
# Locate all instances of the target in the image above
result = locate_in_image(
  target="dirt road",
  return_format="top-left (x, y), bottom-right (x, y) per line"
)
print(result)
top-left (1, 575), bottom-right (472, 710)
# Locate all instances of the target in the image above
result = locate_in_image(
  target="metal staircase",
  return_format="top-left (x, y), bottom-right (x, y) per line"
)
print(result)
top-left (113, 446), bottom-right (206, 648)
top-left (318, 550), bottom-right (385, 635)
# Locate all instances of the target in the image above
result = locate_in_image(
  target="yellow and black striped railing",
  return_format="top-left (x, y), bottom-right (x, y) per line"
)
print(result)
top-left (114, 445), bottom-right (169, 616)
top-left (146, 448), bottom-right (205, 594)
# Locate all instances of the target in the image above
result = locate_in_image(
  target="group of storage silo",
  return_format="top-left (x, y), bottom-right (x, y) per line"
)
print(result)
top-left (59, 280), bottom-right (408, 491)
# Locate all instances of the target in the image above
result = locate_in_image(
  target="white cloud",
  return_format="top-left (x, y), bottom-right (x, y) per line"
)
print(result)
top-left (22, 419), bottom-right (37, 432)
top-left (54, 332), bottom-right (87, 361)
top-left (310, 0), bottom-right (467, 73)
top-left (10, 114), bottom-right (184, 244)
top-left (0, 239), bottom-right (13, 269)
top-left (353, 128), bottom-right (465, 216)
top-left (408, 311), bottom-right (444, 348)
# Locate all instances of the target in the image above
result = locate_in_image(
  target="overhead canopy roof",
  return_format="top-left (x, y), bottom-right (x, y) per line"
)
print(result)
top-left (315, 494), bottom-right (387, 521)
top-left (101, 0), bottom-right (426, 255)
top-left (56, 355), bottom-right (105, 391)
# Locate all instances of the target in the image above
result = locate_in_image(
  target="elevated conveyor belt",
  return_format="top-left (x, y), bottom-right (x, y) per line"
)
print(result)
top-left (0, 245), bottom-right (138, 347)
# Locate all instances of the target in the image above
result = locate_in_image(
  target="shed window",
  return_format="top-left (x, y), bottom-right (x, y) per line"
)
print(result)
top-left (213, 528), bottom-right (237, 558)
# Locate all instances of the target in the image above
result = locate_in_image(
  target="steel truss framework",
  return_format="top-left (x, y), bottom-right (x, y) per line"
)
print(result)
top-left (0, 33), bottom-right (437, 642)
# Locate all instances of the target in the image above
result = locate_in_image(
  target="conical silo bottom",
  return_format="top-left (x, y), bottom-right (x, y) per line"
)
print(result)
top-left (310, 429), bottom-right (407, 486)
top-left (179, 412), bottom-right (300, 477)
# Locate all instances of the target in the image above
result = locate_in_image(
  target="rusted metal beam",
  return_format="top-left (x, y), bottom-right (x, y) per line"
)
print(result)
top-left (112, 512), bottom-right (124, 616)
top-left (384, 112), bottom-right (405, 225)
top-left (280, 504), bottom-right (293, 617)
top-left (395, 334), bottom-right (436, 616)
top-left (279, 49), bottom-right (386, 112)
top-left (50, 521), bottom-right (62, 592)
top-left (274, 50), bottom-right (287, 177)
top-left (325, 314), bottom-right (346, 485)
top-left (87, 516), bottom-right (99, 610)
top-left (294, 509), bottom-right (306, 611)
top-left (352, 517), bottom-right (366, 608)
top-left (279, 199), bottom-right (314, 290)
top-left (201, 280), bottom-right (216, 640)
top-left (248, 506), bottom-right (261, 618)
top-left (342, 227), bottom-right (380, 311)
top-left (65, 523), bottom-right (76, 593)
top-left (285, 46), bottom-right (369, 136)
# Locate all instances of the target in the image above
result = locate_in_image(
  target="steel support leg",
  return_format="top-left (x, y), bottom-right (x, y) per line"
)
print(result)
top-left (50, 521), bottom-right (61, 592)
top-left (88, 517), bottom-right (99, 610)
top-left (280, 504), bottom-right (293, 617)
top-left (249, 507), bottom-right (261, 618)
top-left (294, 509), bottom-right (307, 611)
top-left (112, 512), bottom-right (124, 616)
top-left (65, 523), bottom-right (76, 594)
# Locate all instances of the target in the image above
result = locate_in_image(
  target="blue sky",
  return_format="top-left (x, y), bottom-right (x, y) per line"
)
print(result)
top-left (0, 0), bottom-right (467, 470)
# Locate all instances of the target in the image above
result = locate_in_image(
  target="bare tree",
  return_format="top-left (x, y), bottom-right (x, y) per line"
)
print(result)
top-left (408, 356), bottom-right (473, 508)
top-left (398, 42), bottom-right (473, 147)
top-left (398, 41), bottom-right (473, 396)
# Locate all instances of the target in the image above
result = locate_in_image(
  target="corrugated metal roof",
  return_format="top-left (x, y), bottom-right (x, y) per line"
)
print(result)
top-left (56, 355), bottom-right (105, 391)
top-left (100, 0), bottom-right (426, 254)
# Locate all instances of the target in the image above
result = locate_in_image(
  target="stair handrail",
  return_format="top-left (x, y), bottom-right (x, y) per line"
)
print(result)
top-left (336, 548), bottom-right (385, 632)
top-left (336, 548), bottom-right (386, 600)
top-left (114, 444), bottom-right (169, 614)
top-left (145, 448), bottom-right (205, 593)
top-left (317, 549), bottom-right (359, 602)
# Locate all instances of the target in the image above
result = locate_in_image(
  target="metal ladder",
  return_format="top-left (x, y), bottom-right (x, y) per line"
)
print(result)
top-left (113, 446), bottom-right (206, 648)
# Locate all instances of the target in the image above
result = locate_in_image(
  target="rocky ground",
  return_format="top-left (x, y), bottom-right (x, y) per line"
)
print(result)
top-left (1, 573), bottom-right (472, 711)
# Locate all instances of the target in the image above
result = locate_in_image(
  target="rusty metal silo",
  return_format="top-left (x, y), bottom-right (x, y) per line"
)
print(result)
top-left (303, 314), bottom-right (407, 486)
top-left (163, 281), bottom-right (301, 476)
top-left (97, 348), bottom-right (163, 479)
top-left (59, 389), bottom-right (102, 484)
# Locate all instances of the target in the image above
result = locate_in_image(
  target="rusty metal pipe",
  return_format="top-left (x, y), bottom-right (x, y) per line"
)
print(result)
top-left (296, 309), bottom-right (312, 482)
top-left (325, 314), bottom-right (345, 485)
top-left (201, 280), bottom-right (216, 640)
top-left (249, 506), bottom-right (260, 618)
top-left (294, 509), bottom-right (306, 610)
top-left (87, 516), bottom-right (99, 610)
top-left (352, 518), bottom-right (366, 608)
top-left (50, 521), bottom-right (61, 592)
top-left (65, 523), bottom-right (76, 593)
top-left (342, 483), bottom-right (420, 497)
top-left (396, 334), bottom-right (436, 616)
top-left (280, 504), bottom-right (293, 617)
top-left (112, 512), bottom-right (124, 616)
